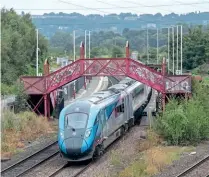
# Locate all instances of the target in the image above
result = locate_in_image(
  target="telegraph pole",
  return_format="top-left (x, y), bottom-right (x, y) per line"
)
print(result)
top-left (172, 26), bottom-right (175, 74)
top-left (73, 30), bottom-right (75, 62)
top-left (73, 30), bottom-right (76, 98)
top-left (177, 26), bottom-right (179, 72)
top-left (89, 31), bottom-right (91, 58)
top-left (36, 29), bottom-right (39, 76)
top-left (157, 28), bottom-right (159, 64)
top-left (147, 28), bottom-right (149, 64)
top-left (168, 27), bottom-right (170, 74)
top-left (180, 25), bottom-right (183, 74)
top-left (85, 30), bottom-right (87, 59)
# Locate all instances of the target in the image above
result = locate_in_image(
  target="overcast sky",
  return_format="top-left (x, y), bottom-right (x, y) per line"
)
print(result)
top-left (1, 0), bottom-right (209, 15)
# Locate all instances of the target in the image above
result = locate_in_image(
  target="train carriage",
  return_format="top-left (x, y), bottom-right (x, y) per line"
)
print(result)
top-left (58, 77), bottom-right (151, 161)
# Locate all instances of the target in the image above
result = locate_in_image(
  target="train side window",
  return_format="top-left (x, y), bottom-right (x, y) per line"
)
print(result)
top-left (115, 104), bottom-right (124, 116)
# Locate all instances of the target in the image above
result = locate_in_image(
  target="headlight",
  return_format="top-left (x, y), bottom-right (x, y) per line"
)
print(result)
top-left (60, 131), bottom-right (64, 139)
top-left (85, 129), bottom-right (91, 138)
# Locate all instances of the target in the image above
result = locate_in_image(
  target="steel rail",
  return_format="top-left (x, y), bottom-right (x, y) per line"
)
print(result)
top-left (15, 151), bottom-right (59, 177)
top-left (175, 154), bottom-right (209, 177)
top-left (1, 141), bottom-right (58, 173)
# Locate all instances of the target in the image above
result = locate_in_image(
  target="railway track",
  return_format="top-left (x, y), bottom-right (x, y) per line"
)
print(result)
top-left (175, 154), bottom-right (209, 177)
top-left (1, 141), bottom-right (59, 177)
top-left (48, 163), bottom-right (92, 177)
top-left (1, 77), bottom-right (119, 177)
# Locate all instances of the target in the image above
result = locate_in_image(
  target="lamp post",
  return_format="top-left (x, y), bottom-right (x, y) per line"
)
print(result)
top-left (36, 29), bottom-right (39, 76)
top-left (172, 26), bottom-right (175, 74)
top-left (89, 31), bottom-right (91, 58)
top-left (157, 28), bottom-right (159, 64)
top-left (180, 25), bottom-right (183, 74)
top-left (73, 30), bottom-right (76, 98)
top-left (146, 27), bottom-right (149, 64)
top-left (177, 25), bottom-right (179, 72)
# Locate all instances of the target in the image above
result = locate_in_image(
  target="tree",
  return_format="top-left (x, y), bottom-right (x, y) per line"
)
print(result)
top-left (50, 31), bottom-right (73, 53)
top-left (1, 8), bottom-right (48, 86)
top-left (183, 26), bottom-right (209, 70)
top-left (111, 46), bottom-right (123, 58)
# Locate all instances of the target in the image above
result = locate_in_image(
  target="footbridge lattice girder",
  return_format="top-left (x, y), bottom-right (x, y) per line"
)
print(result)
top-left (44, 58), bottom-right (165, 94)
top-left (20, 41), bottom-right (191, 118)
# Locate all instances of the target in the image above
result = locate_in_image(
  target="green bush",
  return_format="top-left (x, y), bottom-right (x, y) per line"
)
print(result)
top-left (155, 81), bottom-right (209, 145)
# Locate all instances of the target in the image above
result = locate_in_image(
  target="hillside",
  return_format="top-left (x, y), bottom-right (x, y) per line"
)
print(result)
top-left (31, 12), bottom-right (209, 38)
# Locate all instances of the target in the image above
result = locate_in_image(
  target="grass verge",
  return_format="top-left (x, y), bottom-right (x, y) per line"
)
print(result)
top-left (109, 130), bottom-right (194, 177)
top-left (1, 110), bottom-right (57, 158)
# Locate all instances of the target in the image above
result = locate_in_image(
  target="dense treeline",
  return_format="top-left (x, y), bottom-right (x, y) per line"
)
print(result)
top-left (1, 8), bottom-right (209, 96)
top-left (32, 12), bottom-right (209, 38)
top-left (183, 27), bottom-right (209, 70)
top-left (50, 25), bottom-right (209, 71)
top-left (1, 9), bottom-right (48, 90)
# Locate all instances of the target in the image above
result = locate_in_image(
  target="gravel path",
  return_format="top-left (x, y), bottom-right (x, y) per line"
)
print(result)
top-left (153, 141), bottom-right (209, 177)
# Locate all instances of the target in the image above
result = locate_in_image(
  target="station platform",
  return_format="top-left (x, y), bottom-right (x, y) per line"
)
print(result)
top-left (140, 89), bottom-right (158, 127)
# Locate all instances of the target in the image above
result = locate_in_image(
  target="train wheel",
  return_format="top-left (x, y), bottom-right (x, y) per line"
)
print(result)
top-left (124, 123), bottom-right (129, 132)
top-left (121, 126), bottom-right (125, 136)
top-left (93, 144), bottom-right (104, 158)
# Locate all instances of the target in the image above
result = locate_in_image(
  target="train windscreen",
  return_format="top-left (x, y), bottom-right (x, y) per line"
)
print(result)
top-left (65, 113), bottom-right (88, 129)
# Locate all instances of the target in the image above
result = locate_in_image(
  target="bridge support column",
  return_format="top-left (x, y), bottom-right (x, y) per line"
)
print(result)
top-left (126, 41), bottom-right (130, 58)
top-left (44, 94), bottom-right (50, 119)
top-left (162, 57), bottom-right (166, 112)
top-left (47, 94), bottom-right (50, 119)
top-left (44, 94), bottom-right (48, 118)
top-left (84, 80), bottom-right (86, 89)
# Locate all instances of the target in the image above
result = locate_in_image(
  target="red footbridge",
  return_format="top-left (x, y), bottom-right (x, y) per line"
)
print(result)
top-left (20, 41), bottom-right (192, 118)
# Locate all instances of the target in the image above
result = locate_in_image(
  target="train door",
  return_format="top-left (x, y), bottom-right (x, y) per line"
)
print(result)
top-left (124, 95), bottom-right (129, 122)
top-left (99, 109), bottom-right (108, 138)
top-left (128, 93), bottom-right (134, 119)
top-left (114, 102), bottom-right (125, 130)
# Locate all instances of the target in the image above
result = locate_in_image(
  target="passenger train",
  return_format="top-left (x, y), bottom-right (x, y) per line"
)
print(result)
top-left (58, 77), bottom-right (152, 161)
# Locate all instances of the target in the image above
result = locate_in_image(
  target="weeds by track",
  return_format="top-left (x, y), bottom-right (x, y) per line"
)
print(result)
top-left (1, 141), bottom-right (58, 177)
top-left (175, 154), bottom-right (209, 177)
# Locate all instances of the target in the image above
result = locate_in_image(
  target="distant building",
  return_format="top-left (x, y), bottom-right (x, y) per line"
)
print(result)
top-left (124, 16), bottom-right (137, 21)
top-left (203, 20), bottom-right (209, 25)
top-left (142, 23), bottom-right (157, 29)
top-left (131, 51), bottom-right (138, 60)
top-left (57, 57), bottom-right (70, 67)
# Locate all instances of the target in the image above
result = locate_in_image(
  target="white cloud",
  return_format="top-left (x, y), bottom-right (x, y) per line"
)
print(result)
top-left (1, 0), bottom-right (208, 15)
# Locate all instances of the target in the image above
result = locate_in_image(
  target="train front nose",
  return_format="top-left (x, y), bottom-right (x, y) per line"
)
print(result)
top-left (64, 137), bottom-right (88, 155)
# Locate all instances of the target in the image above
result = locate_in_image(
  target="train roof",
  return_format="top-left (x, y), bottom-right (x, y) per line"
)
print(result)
top-left (119, 77), bottom-right (136, 85)
top-left (75, 77), bottom-right (141, 105)
top-left (87, 88), bottom-right (120, 104)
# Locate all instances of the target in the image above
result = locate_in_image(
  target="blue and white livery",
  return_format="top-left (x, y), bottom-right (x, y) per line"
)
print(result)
top-left (58, 77), bottom-right (152, 161)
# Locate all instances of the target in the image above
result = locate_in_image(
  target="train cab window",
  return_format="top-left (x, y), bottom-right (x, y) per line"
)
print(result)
top-left (65, 113), bottom-right (88, 129)
top-left (94, 116), bottom-right (99, 125)
top-left (95, 109), bottom-right (105, 125)
top-left (115, 104), bottom-right (124, 117)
